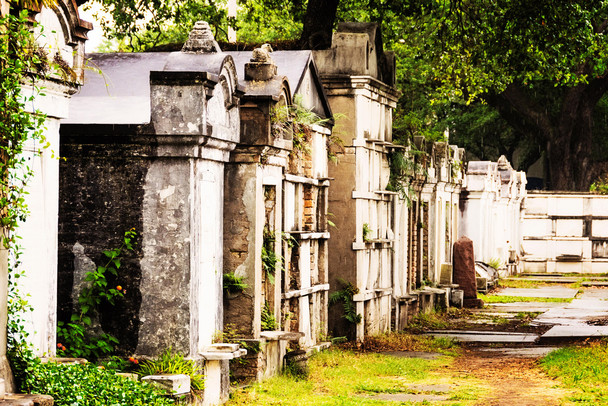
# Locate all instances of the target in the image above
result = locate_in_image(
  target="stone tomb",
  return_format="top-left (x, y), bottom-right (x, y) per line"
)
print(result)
top-left (59, 22), bottom-right (244, 404)
top-left (222, 47), bottom-right (332, 380)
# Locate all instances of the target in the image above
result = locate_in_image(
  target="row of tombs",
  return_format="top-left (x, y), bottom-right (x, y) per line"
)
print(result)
top-left (14, 14), bottom-right (528, 406)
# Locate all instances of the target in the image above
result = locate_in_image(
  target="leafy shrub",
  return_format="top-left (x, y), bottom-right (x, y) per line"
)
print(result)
top-left (329, 279), bottom-right (361, 324)
top-left (137, 348), bottom-right (205, 391)
top-left (23, 362), bottom-right (174, 406)
top-left (590, 174), bottom-right (608, 194)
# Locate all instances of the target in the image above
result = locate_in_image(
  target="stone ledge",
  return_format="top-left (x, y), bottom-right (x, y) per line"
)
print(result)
top-left (200, 343), bottom-right (247, 360)
top-left (259, 331), bottom-right (304, 341)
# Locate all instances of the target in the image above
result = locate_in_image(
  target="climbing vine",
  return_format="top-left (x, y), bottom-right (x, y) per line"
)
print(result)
top-left (2, 10), bottom-right (53, 386)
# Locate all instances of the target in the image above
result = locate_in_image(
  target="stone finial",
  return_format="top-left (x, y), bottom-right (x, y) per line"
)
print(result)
top-left (497, 155), bottom-right (513, 171)
top-left (182, 21), bottom-right (221, 53)
top-left (245, 44), bottom-right (277, 81)
top-left (251, 44), bottom-right (274, 63)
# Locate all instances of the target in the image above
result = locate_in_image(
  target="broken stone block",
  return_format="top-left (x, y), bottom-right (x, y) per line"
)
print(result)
top-left (142, 374), bottom-right (190, 395)
top-left (453, 236), bottom-right (484, 308)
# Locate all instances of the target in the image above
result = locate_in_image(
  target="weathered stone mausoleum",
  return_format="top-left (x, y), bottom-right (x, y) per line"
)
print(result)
top-left (221, 48), bottom-right (333, 380)
top-left (59, 22), bottom-right (246, 403)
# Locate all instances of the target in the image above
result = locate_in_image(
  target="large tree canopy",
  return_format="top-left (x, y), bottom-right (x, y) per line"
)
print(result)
top-left (85, 0), bottom-right (608, 190)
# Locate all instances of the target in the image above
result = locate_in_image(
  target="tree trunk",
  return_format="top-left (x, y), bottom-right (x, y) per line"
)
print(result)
top-left (488, 82), bottom-right (608, 191)
top-left (298, 0), bottom-right (339, 49)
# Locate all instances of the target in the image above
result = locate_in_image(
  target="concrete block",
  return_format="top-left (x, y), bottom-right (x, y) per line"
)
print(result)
top-left (592, 219), bottom-right (608, 238)
top-left (142, 374), bottom-right (190, 395)
top-left (555, 219), bottom-right (583, 237)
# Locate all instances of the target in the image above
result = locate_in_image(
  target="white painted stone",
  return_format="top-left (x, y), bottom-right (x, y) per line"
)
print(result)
top-left (142, 374), bottom-right (190, 395)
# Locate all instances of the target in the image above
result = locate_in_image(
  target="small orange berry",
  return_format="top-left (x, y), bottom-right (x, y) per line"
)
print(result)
top-left (57, 343), bottom-right (62, 348)
top-left (134, 359), bottom-right (138, 364)
top-left (61, 346), bottom-right (66, 351)
top-left (116, 286), bottom-right (122, 291)
top-left (129, 357), bottom-right (135, 362)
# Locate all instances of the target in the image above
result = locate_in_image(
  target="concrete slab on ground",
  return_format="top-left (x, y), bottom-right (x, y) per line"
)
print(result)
top-left (380, 351), bottom-right (442, 360)
top-left (482, 302), bottom-right (567, 313)
top-left (367, 393), bottom-right (450, 402)
top-left (495, 287), bottom-right (578, 299)
top-left (478, 347), bottom-right (558, 358)
top-left (577, 290), bottom-right (608, 300)
top-left (534, 307), bottom-right (608, 325)
top-left (503, 277), bottom-right (579, 283)
top-left (582, 281), bottom-right (608, 287)
top-left (541, 325), bottom-right (608, 341)
top-left (425, 330), bottom-right (538, 343)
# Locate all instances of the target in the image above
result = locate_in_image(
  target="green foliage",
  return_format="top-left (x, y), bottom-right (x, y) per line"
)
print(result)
top-left (0, 10), bottom-right (48, 249)
top-left (261, 226), bottom-right (284, 285)
top-left (22, 361), bottom-right (174, 405)
top-left (2, 10), bottom-right (51, 391)
top-left (385, 149), bottom-right (421, 203)
top-left (486, 257), bottom-right (503, 270)
top-left (261, 301), bottom-right (277, 331)
top-left (590, 173), bottom-right (608, 194)
top-left (223, 272), bottom-right (248, 295)
top-left (137, 348), bottom-right (205, 391)
top-left (271, 95), bottom-right (331, 155)
top-left (541, 341), bottom-right (608, 404)
top-left (361, 223), bottom-right (373, 242)
top-left (329, 279), bottom-right (361, 324)
top-left (57, 229), bottom-right (136, 361)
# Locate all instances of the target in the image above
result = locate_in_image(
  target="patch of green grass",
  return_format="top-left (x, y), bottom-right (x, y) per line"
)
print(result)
top-left (479, 294), bottom-right (573, 304)
top-left (227, 348), bottom-right (481, 405)
top-left (541, 341), bottom-right (608, 404)
top-left (498, 279), bottom-right (544, 288)
top-left (357, 331), bottom-right (460, 355)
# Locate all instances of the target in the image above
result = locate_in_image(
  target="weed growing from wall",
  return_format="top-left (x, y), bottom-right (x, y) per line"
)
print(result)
top-left (329, 279), bottom-right (361, 324)
top-left (57, 230), bottom-right (136, 361)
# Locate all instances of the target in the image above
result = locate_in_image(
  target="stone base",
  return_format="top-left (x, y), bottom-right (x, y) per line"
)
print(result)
top-left (463, 298), bottom-right (484, 308)
top-left (2, 394), bottom-right (53, 405)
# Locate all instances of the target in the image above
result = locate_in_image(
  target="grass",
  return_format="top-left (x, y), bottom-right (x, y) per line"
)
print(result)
top-left (227, 346), bottom-right (484, 405)
top-left (478, 294), bottom-right (573, 304)
top-left (541, 340), bottom-right (608, 404)
top-left (355, 331), bottom-right (460, 355)
top-left (498, 279), bottom-right (545, 288)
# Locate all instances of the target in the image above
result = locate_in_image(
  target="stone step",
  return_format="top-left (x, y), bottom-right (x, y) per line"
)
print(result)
top-left (582, 281), bottom-right (608, 287)
top-left (502, 277), bottom-right (579, 284)
top-left (494, 287), bottom-right (578, 299)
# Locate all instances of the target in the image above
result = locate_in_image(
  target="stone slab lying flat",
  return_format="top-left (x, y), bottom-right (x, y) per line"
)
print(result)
top-left (503, 277), bottom-right (579, 283)
top-left (406, 384), bottom-right (452, 393)
top-left (380, 351), bottom-right (442, 360)
top-left (541, 325), bottom-right (608, 341)
top-left (366, 393), bottom-right (449, 402)
top-left (481, 302), bottom-right (567, 313)
top-left (478, 347), bottom-right (558, 358)
top-left (577, 290), bottom-right (608, 300)
top-left (566, 299), bottom-right (608, 310)
top-left (425, 331), bottom-right (538, 343)
top-left (582, 281), bottom-right (608, 287)
top-left (495, 287), bottom-right (578, 299)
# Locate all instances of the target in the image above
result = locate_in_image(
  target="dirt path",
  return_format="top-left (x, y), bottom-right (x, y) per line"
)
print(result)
top-left (448, 348), bottom-right (574, 406)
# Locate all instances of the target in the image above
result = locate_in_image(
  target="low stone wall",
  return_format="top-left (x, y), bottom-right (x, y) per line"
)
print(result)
top-left (522, 192), bottom-right (608, 273)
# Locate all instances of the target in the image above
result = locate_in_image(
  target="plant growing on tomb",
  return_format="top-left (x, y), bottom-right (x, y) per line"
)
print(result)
top-left (137, 347), bottom-right (205, 392)
top-left (223, 272), bottom-right (248, 295)
top-left (385, 148), bottom-right (426, 204)
top-left (1, 10), bottom-right (57, 389)
top-left (329, 279), bottom-right (361, 324)
top-left (486, 257), bottom-right (503, 270)
top-left (262, 226), bottom-right (283, 285)
top-left (261, 301), bottom-right (277, 331)
top-left (362, 223), bottom-right (373, 242)
top-left (57, 229), bottom-right (136, 361)
top-left (271, 94), bottom-right (331, 154)
top-left (590, 173), bottom-right (608, 194)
